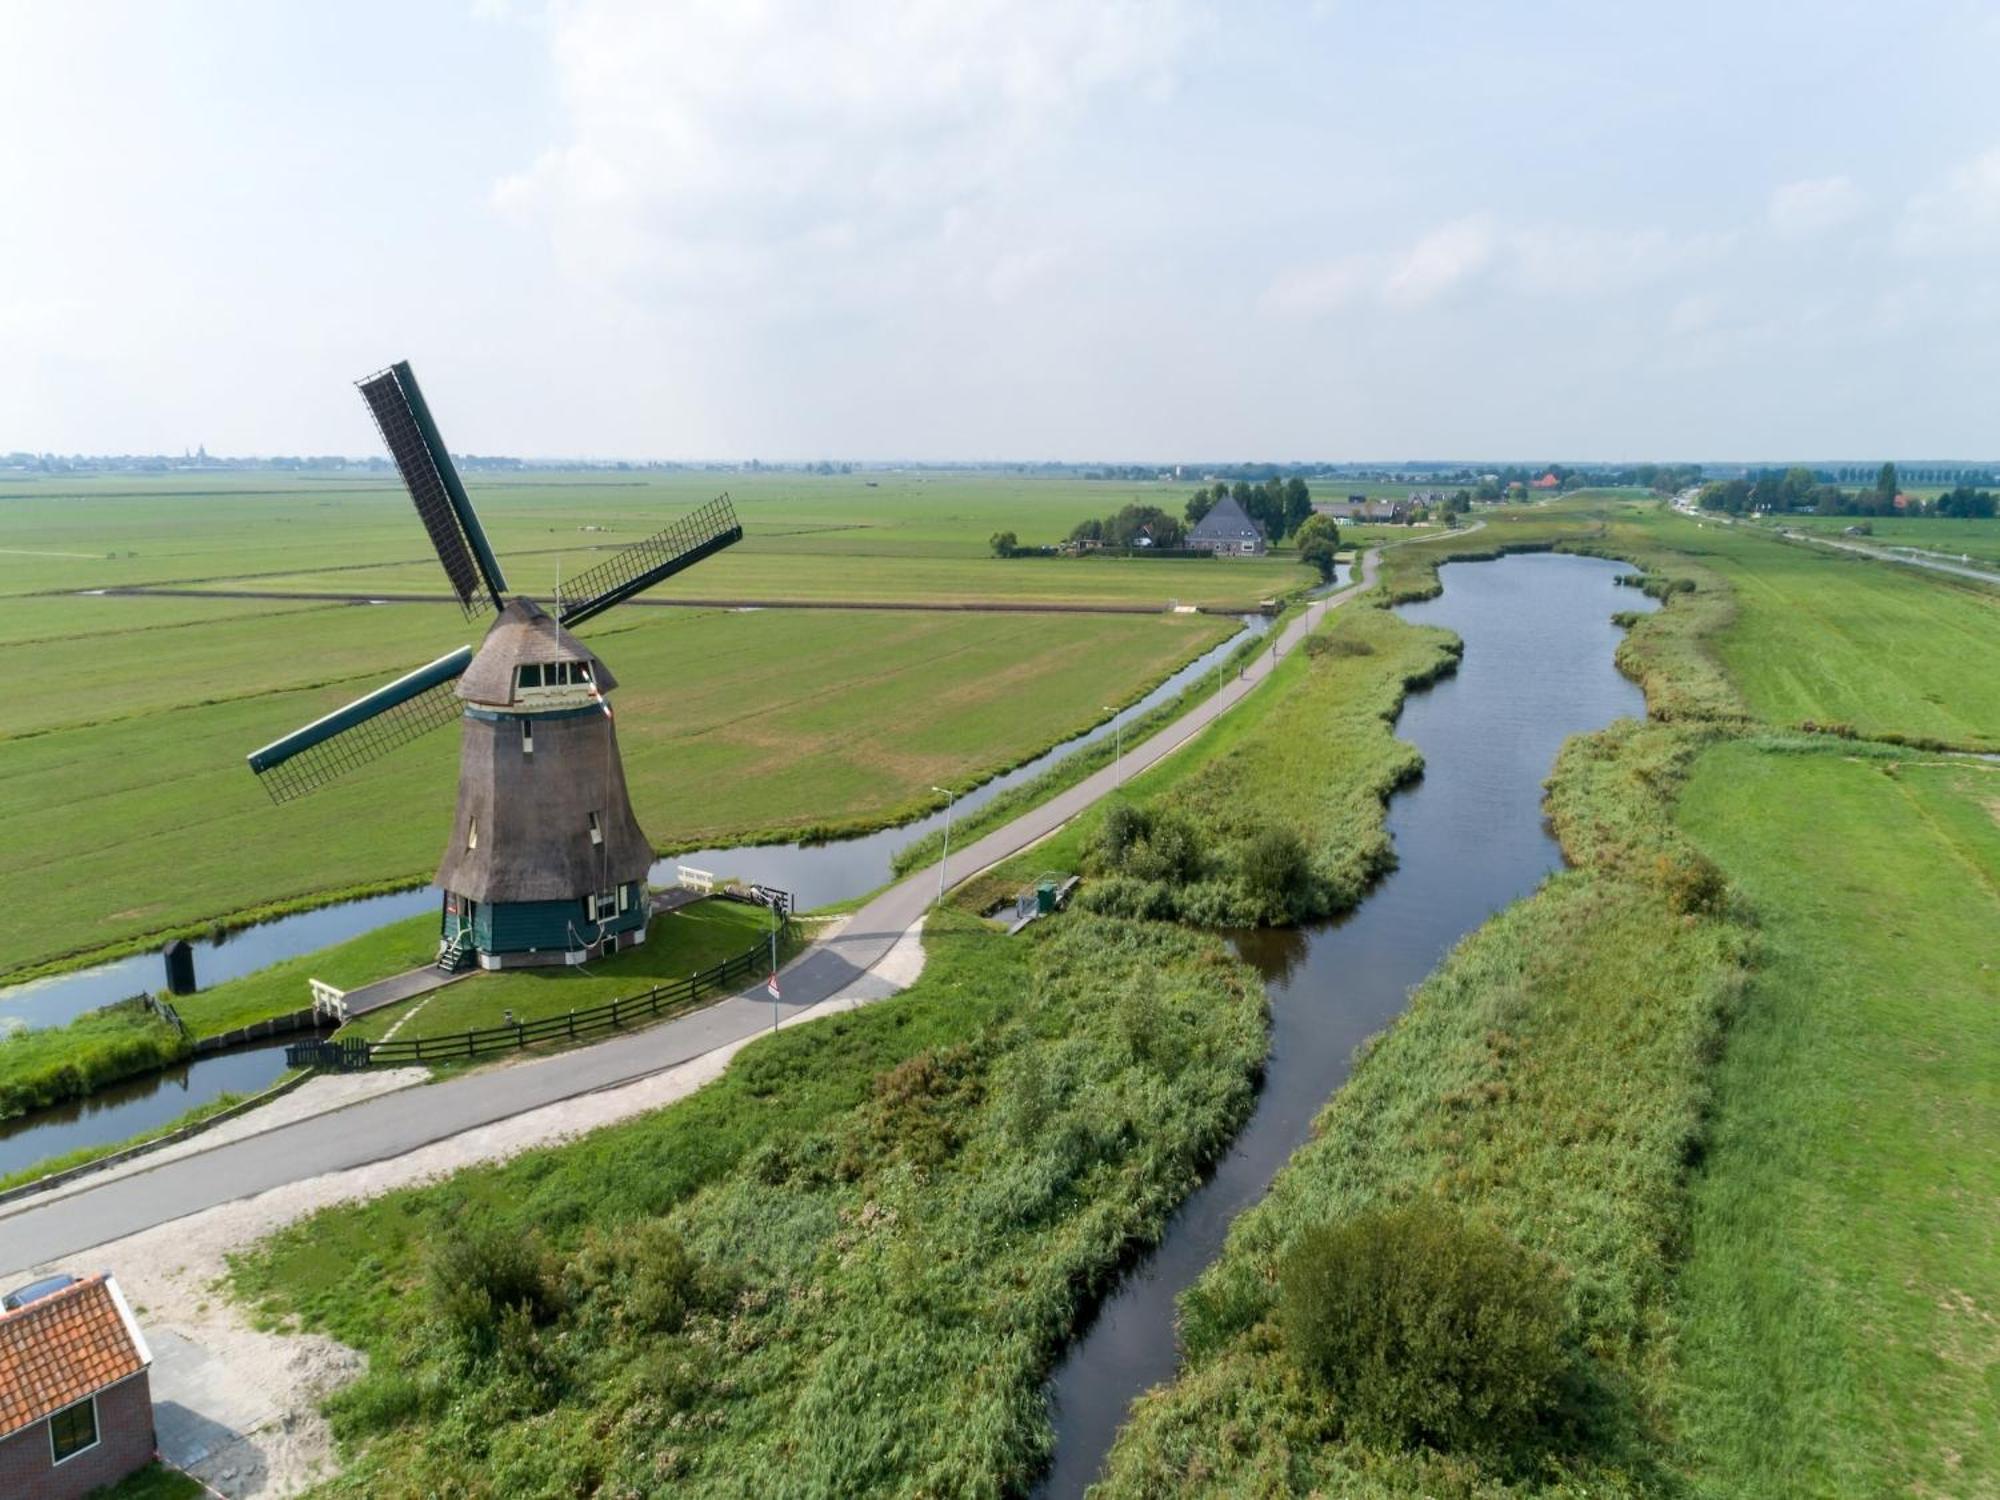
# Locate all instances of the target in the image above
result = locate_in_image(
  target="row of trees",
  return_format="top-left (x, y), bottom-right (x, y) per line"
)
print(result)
top-left (1185, 478), bottom-right (1314, 542)
top-left (1064, 503), bottom-right (1189, 550)
top-left (1697, 461), bottom-right (1998, 518)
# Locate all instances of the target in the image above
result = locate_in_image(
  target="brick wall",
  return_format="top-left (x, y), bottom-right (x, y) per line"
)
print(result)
top-left (0, 1372), bottom-right (154, 1500)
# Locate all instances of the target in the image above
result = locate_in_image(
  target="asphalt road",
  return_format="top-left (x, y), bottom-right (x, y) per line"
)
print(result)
top-left (0, 549), bottom-right (1381, 1271)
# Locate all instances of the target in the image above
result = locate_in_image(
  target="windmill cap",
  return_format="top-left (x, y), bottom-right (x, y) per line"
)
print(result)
top-left (458, 598), bottom-right (619, 706)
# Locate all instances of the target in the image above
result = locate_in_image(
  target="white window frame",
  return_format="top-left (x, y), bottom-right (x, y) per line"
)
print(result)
top-left (49, 1394), bottom-right (100, 1466)
top-left (467, 816), bottom-right (478, 851)
top-left (590, 889), bottom-right (619, 923)
top-left (588, 811), bottom-right (603, 847)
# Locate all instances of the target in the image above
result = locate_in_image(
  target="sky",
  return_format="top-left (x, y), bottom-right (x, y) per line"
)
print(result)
top-left (4, 0), bottom-right (2000, 463)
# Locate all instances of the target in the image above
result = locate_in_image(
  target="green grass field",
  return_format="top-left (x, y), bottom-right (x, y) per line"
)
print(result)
top-left (1758, 512), bottom-right (2000, 566)
top-left (1641, 510), bottom-right (1999, 748)
top-left (0, 592), bottom-right (1227, 979)
top-left (1670, 742), bottom-right (1999, 1496)
top-left (0, 472), bottom-right (1311, 607)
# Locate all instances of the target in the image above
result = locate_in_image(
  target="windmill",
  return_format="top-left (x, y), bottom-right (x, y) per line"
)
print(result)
top-left (246, 361), bottom-right (743, 971)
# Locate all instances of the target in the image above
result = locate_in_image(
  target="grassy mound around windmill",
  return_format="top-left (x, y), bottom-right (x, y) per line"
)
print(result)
top-left (338, 899), bottom-right (802, 1051)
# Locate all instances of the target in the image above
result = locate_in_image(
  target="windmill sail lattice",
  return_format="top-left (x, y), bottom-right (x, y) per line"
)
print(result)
top-left (357, 362), bottom-right (508, 618)
top-left (247, 647), bottom-right (473, 803)
top-left (557, 495), bottom-right (743, 628)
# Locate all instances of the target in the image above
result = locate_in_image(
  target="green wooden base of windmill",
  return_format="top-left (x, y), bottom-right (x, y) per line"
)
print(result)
top-left (246, 360), bottom-right (744, 975)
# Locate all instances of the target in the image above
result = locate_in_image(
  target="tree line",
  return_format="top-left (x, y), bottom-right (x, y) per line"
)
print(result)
top-left (1185, 478), bottom-right (1314, 541)
top-left (1697, 462), bottom-right (1997, 518)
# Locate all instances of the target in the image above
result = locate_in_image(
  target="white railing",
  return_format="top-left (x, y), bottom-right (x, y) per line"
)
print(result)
top-left (308, 979), bottom-right (348, 1024)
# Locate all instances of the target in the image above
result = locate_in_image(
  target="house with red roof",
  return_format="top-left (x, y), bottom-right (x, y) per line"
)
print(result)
top-left (1532, 472), bottom-right (1561, 490)
top-left (0, 1274), bottom-right (156, 1499)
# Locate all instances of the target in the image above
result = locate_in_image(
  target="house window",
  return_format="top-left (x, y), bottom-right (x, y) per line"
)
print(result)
top-left (467, 817), bottom-right (478, 851)
top-left (49, 1395), bottom-right (98, 1464)
top-left (588, 811), bottom-right (602, 846)
top-left (521, 720), bottom-right (534, 755)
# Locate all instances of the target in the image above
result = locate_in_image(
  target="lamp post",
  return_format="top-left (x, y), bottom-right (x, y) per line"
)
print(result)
top-left (1102, 706), bottom-right (1123, 783)
top-left (930, 785), bottom-right (956, 907)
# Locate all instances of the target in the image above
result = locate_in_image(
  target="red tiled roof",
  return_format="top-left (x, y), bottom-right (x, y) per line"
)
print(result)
top-left (0, 1275), bottom-right (149, 1439)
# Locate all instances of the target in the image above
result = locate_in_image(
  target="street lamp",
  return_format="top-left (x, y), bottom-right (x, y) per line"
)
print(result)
top-left (930, 785), bottom-right (956, 906)
top-left (1101, 707), bottom-right (1123, 784)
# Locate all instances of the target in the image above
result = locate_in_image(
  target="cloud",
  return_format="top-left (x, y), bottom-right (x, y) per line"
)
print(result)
top-left (1767, 175), bottom-right (1865, 238)
top-left (1263, 217), bottom-right (1724, 319)
top-left (494, 0), bottom-right (1199, 315)
top-left (1897, 144), bottom-right (2000, 254)
top-left (1383, 216), bottom-right (1495, 309)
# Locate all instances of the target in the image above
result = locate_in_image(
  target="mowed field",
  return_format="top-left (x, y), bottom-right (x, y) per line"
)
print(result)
top-left (1673, 743), bottom-right (1999, 1495)
top-left (0, 471), bottom-right (1312, 609)
top-left (0, 475), bottom-right (1245, 979)
top-left (1595, 504), bottom-right (2000, 750)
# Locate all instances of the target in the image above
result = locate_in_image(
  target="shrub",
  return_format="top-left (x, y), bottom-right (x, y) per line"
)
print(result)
top-left (1278, 1200), bottom-right (1570, 1453)
top-left (1238, 825), bottom-right (1312, 921)
top-left (427, 1221), bottom-right (560, 1355)
top-left (1304, 633), bottom-right (1376, 658)
top-left (565, 1221), bottom-right (726, 1335)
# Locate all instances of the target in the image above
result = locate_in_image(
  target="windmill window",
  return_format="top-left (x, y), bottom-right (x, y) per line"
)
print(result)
top-left (467, 817), bottom-right (478, 850)
top-left (618, 884), bottom-right (631, 913)
top-left (588, 811), bottom-right (603, 846)
top-left (517, 664), bottom-right (541, 690)
top-left (590, 890), bottom-right (618, 922)
top-left (575, 661), bottom-right (592, 682)
top-left (521, 721), bottom-right (534, 755)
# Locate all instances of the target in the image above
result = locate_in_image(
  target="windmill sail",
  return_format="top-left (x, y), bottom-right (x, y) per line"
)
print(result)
top-left (557, 495), bottom-right (743, 629)
top-left (247, 647), bottom-right (473, 803)
top-left (358, 361), bottom-right (508, 618)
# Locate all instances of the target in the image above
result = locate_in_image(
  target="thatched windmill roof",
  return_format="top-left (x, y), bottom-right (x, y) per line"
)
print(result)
top-left (458, 598), bottom-right (619, 706)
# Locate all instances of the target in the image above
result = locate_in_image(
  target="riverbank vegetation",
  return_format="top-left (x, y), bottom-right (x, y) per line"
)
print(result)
top-left (1096, 716), bottom-right (1753, 1494)
top-left (0, 997), bottom-right (189, 1120)
top-left (952, 602), bottom-right (1458, 925)
top-left (230, 911), bottom-right (1266, 1495)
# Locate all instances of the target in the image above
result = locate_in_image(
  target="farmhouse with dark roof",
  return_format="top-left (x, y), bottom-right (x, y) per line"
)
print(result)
top-left (1188, 494), bottom-right (1267, 555)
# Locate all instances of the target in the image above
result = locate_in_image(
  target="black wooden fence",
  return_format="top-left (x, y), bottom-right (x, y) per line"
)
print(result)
top-left (286, 913), bottom-right (790, 1072)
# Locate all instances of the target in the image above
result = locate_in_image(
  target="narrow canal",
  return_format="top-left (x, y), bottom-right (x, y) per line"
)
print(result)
top-left (1035, 551), bottom-right (1656, 1496)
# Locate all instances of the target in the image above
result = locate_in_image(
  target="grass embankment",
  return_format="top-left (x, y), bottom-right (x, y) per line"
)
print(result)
top-left (1754, 512), bottom-right (2000, 567)
top-left (1098, 718), bottom-right (1752, 1495)
top-left (339, 900), bottom-right (796, 1046)
top-left (231, 910), bottom-right (1267, 1496)
top-left (1669, 742), bottom-right (1999, 1496)
top-left (951, 604), bottom-right (1459, 924)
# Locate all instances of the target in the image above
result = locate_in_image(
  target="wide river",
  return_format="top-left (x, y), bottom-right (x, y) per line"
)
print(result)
top-left (1036, 550), bottom-right (1655, 1495)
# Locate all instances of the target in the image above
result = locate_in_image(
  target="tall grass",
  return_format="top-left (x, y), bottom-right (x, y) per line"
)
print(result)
top-left (0, 998), bottom-right (189, 1120)
top-left (230, 910), bottom-right (1268, 1496)
top-left (1096, 719), bottom-right (1753, 1495)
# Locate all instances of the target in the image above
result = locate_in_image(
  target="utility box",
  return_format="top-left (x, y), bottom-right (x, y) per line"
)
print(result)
top-left (1036, 879), bottom-right (1058, 915)
top-left (162, 939), bottom-right (196, 996)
